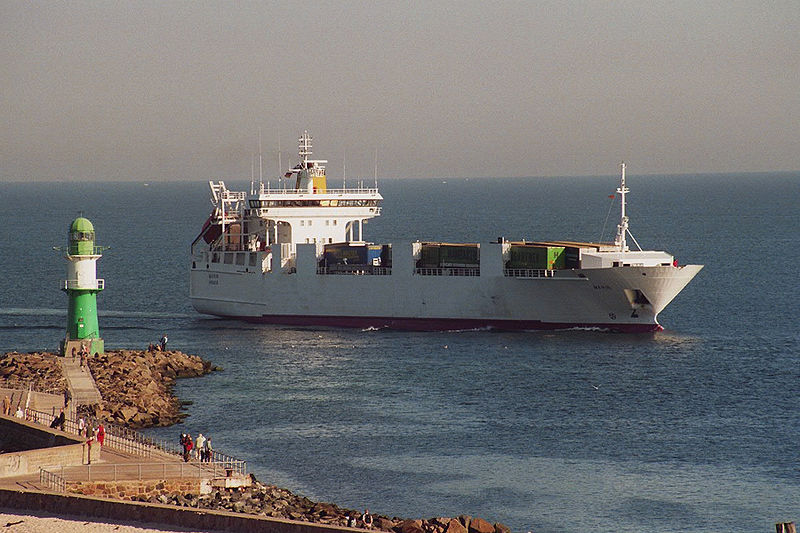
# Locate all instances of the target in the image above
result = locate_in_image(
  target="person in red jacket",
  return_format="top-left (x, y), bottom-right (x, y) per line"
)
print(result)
top-left (96, 423), bottom-right (105, 448)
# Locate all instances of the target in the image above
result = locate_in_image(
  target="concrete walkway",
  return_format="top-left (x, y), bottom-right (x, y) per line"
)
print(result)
top-left (0, 446), bottom-right (217, 491)
top-left (59, 356), bottom-right (102, 408)
top-left (0, 387), bottom-right (63, 416)
top-left (0, 423), bottom-right (219, 491)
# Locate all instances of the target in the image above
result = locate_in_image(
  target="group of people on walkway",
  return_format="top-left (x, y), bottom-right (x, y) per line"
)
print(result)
top-left (77, 416), bottom-right (105, 443)
top-left (69, 343), bottom-right (91, 370)
top-left (66, 414), bottom-right (105, 464)
top-left (180, 431), bottom-right (213, 463)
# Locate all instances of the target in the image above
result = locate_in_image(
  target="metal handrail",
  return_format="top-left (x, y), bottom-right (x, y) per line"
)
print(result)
top-left (39, 467), bottom-right (66, 493)
top-left (25, 408), bottom-right (246, 473)
top-left (1, 381), bottom-right (63, 396)
top-left (56, 460), bottom-right (246, 483)
top-left (62, 279), bottom-right (105, 290)
top-left (504, 268), bottom-right (554, 278)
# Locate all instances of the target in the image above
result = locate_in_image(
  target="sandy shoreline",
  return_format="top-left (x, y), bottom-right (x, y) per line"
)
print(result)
top-left (0, 508), bottom-right (213, 533)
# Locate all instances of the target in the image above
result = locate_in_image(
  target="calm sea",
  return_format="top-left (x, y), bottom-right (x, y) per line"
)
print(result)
top-left (0, 173), bottom-right (798, 532)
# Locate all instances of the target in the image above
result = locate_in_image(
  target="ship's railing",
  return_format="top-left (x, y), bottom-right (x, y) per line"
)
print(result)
top-left (414, 267), bottom-right (480, 277)
top-left (504, 268), bottom-right (554, 278)
top-left (317, 266), bottom-right (392, 276)
top-left (62, 279), bottom-right (104, 290)
top-left (220, 191), bottom-right (247, 200)
top-left (255, 186), bottom-right (379, 196)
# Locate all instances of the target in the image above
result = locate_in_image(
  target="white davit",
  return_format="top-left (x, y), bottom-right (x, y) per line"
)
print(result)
top-left (190, 132), bottom-right (702, 332)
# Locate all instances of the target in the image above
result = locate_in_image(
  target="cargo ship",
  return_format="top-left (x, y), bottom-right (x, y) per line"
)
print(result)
top-left (190, 131), bottom-right (702, 332)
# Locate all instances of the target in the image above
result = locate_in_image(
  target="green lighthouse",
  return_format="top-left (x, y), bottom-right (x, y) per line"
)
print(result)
top-left (59, 216), bottom-right (106, 356)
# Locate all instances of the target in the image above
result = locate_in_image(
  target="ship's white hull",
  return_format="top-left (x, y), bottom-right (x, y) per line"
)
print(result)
top-left (190, 259), bottom-right (702, 333)
top-left (191, 155), bottom-right (702, 333)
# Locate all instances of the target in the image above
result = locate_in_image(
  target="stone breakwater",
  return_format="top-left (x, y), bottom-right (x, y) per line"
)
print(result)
top-left (84, 349), bottom-right (217, 428)
top-left (0, 351), bottom-right (66, 392)
top-left (69, 478), bottom-right (511, 533)
top-left (0, 350), bottom-right (216, 428)
top-left (2, 351), bottom-right (510, 531)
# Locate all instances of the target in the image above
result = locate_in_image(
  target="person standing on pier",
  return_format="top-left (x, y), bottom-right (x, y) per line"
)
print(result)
top-left (96, 422), bottom-right (105, 448)
top-left (195, 433), bottom-right (206, 461)
top-left (160, 334), bottom-right (168, 352)
top-left (79, 343), bottom-right (88, 370)
top-left (85, 423), bottom-right (94, 464)
top-left (182, 433), bottom-right (193, 462)
top-left (203, 437), bottom-right (212, 463)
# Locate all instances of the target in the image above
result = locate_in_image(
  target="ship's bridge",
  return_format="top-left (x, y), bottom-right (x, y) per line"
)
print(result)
top-left (244, 185), bottom-right (383, 247)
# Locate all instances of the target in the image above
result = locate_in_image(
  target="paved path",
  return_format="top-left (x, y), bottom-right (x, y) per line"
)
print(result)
top-left (0, 442), bottom-right (217, 491)
top-left (59, 356), bottom-right (102, 407)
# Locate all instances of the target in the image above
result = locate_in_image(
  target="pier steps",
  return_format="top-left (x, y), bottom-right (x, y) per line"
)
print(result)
top-left (59, 356), bottom-right (102, 407)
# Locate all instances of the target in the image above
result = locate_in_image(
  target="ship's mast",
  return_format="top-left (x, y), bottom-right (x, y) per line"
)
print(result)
top-left (258, 127), bottom-right (264, 189)
top-left (299, 130), bottom-right (312, 169)
top-left (615, 162), bottom-right (629, 252)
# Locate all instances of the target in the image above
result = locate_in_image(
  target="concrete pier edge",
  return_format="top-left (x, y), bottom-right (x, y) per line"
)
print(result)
top-left (0, 487), bottom-right (360, 533)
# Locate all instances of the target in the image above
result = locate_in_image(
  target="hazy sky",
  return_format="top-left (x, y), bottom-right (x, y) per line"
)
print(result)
top-left (2, 1), bottom-right (799, 181)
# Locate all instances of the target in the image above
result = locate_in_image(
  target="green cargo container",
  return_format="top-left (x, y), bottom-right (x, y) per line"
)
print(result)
top-left (507, 245), bottom-right (565, 270)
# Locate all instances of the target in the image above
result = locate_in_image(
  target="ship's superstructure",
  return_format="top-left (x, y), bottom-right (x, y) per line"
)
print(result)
top-left (190, 133), bottom-right (702, 332)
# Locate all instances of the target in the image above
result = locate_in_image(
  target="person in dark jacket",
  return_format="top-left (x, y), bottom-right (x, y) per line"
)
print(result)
top-left (50, 409), bottom-right (66, 430)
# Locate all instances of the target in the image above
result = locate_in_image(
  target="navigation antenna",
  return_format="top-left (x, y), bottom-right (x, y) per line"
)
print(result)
top-left (373, 147), bottom-right (378, 189)
top-left (614, 162), bottom-right (642, 252)
top-left (258, 127), bottom-right (265, 191)
top-left (250, 154), bottom-right (255, 195)
top-left (343, 150), bottom-right (347, 189)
